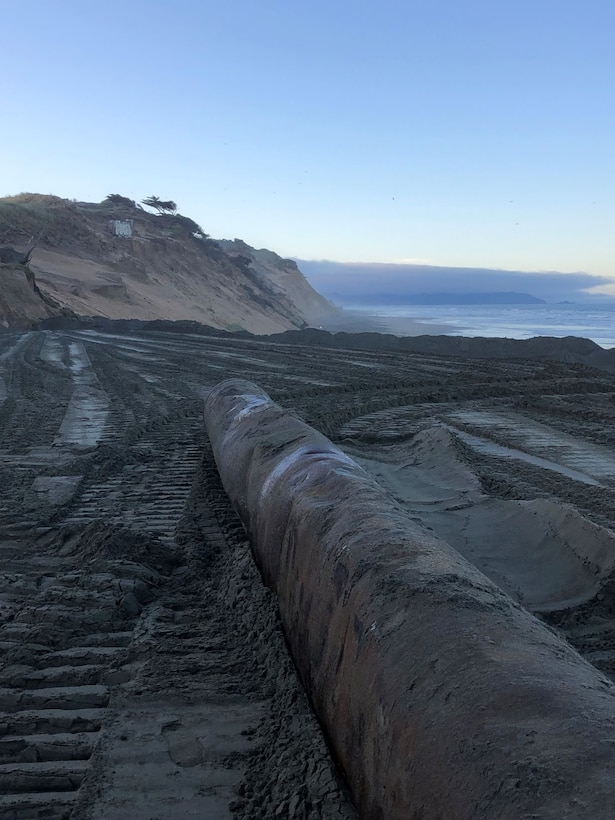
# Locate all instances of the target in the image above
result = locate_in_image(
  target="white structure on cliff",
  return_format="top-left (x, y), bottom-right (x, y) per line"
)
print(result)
top-left (108, 219), bottom-right (133, 238)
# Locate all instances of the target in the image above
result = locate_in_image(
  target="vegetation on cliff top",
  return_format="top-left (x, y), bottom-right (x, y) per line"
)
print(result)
top-left (0, 192), bottom-right (213, 250)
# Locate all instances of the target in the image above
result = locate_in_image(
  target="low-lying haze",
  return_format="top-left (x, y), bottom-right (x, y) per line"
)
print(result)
top-left (298, 260), bottom-right (615, 304)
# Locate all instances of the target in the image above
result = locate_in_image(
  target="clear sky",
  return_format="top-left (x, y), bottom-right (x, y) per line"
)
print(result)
top-left (1, 0), bottom-right (613, 285)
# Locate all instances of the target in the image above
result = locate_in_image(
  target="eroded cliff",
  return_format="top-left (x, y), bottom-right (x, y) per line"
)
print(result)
top-left (0, 194), bottom-right (336, 333)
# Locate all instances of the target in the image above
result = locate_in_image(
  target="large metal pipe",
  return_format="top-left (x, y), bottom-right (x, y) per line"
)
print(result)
top-left (204, 379), bottom-right (615, 819)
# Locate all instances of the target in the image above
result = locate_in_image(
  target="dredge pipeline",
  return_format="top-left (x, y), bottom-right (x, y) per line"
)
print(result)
top-left (204, 378), bottom-right (615, 819)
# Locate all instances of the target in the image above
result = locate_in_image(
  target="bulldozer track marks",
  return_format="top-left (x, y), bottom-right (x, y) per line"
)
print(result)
top-left (1, 327), bottom-right (614, 816)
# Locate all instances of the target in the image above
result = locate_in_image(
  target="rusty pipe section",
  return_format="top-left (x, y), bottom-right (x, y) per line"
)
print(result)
top-left (204, 379), bottom-right (615, 819)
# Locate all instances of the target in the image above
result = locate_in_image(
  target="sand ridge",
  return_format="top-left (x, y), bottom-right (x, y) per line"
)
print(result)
top-left (349, 425), bottom-right (615, 611)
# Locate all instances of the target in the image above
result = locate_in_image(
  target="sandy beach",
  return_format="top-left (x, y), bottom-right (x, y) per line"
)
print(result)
top-left (320, 307), bottom-right (457, 336)
top-left (1, 326), bottom-right (615, 817)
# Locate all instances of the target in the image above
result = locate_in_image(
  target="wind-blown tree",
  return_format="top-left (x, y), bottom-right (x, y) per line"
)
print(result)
top-left (103, 194), bottom-right (136, 208)
top-left (142, 195), bottom-right (160, 210)
top-left (141, 196), bottom-right (177, 215)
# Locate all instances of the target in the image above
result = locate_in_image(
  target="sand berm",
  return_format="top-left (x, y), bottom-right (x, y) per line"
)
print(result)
top-left (205, 378), bottom-right (615, 820)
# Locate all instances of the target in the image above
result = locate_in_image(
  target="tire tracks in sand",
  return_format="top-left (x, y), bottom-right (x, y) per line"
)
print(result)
top-left (0, 330), bottom-right (355, 819)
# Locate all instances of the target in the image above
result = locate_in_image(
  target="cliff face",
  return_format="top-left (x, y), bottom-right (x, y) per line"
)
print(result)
top-left (0, 264), bottom-right (49, 328)
top-left (0, 263), bottom-right (72, 329)
top-left (217, 239), bottom-right (334, 328)
top-left (0, 194), bottom-right (337, 333)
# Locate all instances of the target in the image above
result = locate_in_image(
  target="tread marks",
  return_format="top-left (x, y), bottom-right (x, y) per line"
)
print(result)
top-left (64, 415), bottom-right (203, 542)
top-left (0, 535), bottom-right (163, 818)
top-left (2, 328), bottom-right (615, 816)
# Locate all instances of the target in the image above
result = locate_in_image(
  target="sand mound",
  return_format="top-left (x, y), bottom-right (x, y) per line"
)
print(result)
top-left (351, 425), bottom-right (483, 511)
top-left (403, 425), bottom-right (483, 492)
top-left (352, 427), bottom-right (615, 612)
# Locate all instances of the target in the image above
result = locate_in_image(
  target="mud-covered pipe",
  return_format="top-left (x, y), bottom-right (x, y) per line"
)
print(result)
top-left (204, 379), bottom-right (615, 819)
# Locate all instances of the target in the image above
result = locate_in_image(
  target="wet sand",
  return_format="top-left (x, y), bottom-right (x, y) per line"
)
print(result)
top-left (320, 307), bottom-right (457, 336)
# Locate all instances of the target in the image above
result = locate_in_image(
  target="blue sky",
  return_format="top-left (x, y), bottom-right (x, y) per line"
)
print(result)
top-left (1, 0), bottom-right (613, 289)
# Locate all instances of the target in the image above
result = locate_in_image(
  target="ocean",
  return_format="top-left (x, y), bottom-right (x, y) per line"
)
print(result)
top-left (344, 302), bottom-right (615, 349)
